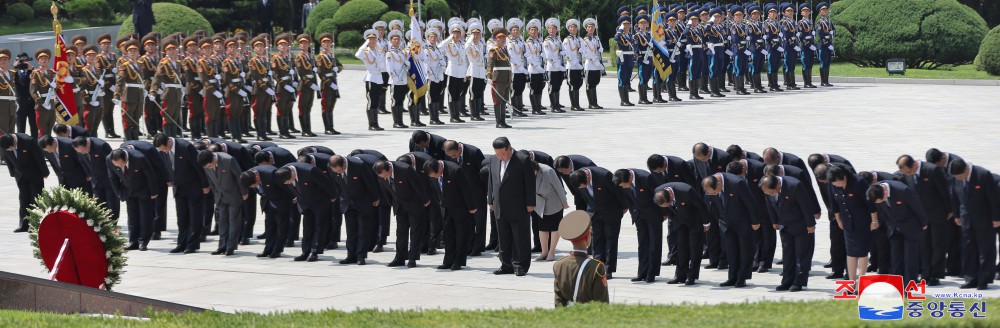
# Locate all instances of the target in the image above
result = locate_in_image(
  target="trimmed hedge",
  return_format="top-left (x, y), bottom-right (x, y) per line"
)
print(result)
top-left (332, 0), bottom-right (388, 32)
top-left (118, 3), bottom-right (213, 38)
top-left (337, 30), bottom-right (363, 48)
top-left (422, 0), bottom-right (450, 20)
top-left (832, 0), bottom-right (988, 68)
top-left (977, 25), bottom-right (1000, 75)
top-left (305, 0), bottom-right (341, 36)
top-left (8, 3), bottom-right (34, 22)
top-left (380, 11), bottom-right (409, 26)
top-left (65, 0), bottom-right (113, 25)
top-left (32, 0), bottom-right (54, 18)
top-left (314, 18), bottom-right (337, 42)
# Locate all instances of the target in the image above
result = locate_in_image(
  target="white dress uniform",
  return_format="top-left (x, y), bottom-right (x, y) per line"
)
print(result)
top-left (542, 18), bottom-right (566, 111)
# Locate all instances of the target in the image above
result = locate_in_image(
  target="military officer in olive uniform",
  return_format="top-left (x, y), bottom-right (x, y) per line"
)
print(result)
top-left (487, 28), bottom-right (513, 129)
top-left (30, 48), bottom-right (56, 136)
top-left (114, 41), bottom-right (145, 141)
top-left (315, 33), bottom-right (344, 135)
top-left (553, 210), bottom-right (609, 307)
top-left (0, 49), bottom-right (17, 135)
top-left (150, 38), bottom-right (184, 138)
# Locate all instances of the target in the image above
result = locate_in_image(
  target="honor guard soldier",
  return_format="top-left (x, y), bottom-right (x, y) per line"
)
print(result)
top-left (114, 41), bottom-right (144, 141)
top-left (198, 37), bottom-right (226, 139)
top-left (371, 21), bottom-right (391, 115)
top-left (79, 45), bottom-right (105, 134)
top-left (64, 47), bottom-right (85, 118)
top-left (423, 23), bottom-right (447, 125)
top-left (386, 29), bottom-right (412, 128)
top-left (674, 6), bottom-right (690, 92)
top-left (272, 33), bottom-right (298, 139)
top-left (71, 35), bottom-right (88, 73)
top-left (581, 18), bottom-right (604, 109)
top-left (683, 12), bottom-right (705, 99)
top-left (294, 34), bottom-right (319, 137)
top-left (706, 8), bottom-right (728, 98)
top-left (357, 29), bottom-right (385, 131)
top-left (779, 2), bottom-right (801, 90)
top-left (316, 33), bottom-right (345, 134)
top-left (222, 38), bottom-right (249, 143)
top-left (523, 19), bottom-right (547, 115)
top-left (563, 19), bottom-right (585, 111)
top-left (28, 47), bottom-right (55, 136)
top-left (96, 34), bottom-right (121, 138)
top-left (746, 5), bottom-right (769, 93)
top-left (182, 36), bottom-right (205, 139)
top-left (614, 15), bottom-right (635, 106)
top-left (249, 36), bottom-right (274, 141)
top-left (505, 18), bottom-right (529, 117)
top-left (543, 18), bottom-right (566, 112)
top-left (633, 14), bottom-right (653, 105)
top-left (405, 29), bottom-right (427, 128)
top-left (728, 6), bottom-right (751, 95)
top-left (815, 2), bottom-right (835, 87)
top-left (0, 49), bottom-right (15, 135)
top-left (138, 34), bottom-right (162, 137)
top-left (465, 24), bottom-right (488, 121)
top-left (487, 28), bottom-right (513, 129)
top-left (798, 3), bottom-right (817, 88)
top-left (150, 38), bottom-right (184, 138)
top-left (441, 23), bottom-right (468, 123)
top-left (763, 4), bottom-right (785, 91)
top-left (662, 11), bottom-right (684, 102)
top-left (553, 210), bottom-right (609, 307)
top-left (698, 7), bottom-right (712, 95)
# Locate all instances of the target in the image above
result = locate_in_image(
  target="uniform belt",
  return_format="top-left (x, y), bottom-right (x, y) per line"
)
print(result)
top-left (620, 51), bottom-right (634, 55)
top-left (103, 74), bottom-right (115, 78)
top-left (126, 83), bottom-right (143, 88)
top-left (756, 39), bottom-right (764, 42)
top-left (687, 45), bottom-right (702, 49)
top-left (637, 51), bottom-right (646, 54)
top-left (772, 38), bottom-right (781, 42)
top-left (304, 74), bottom-right (314, 78)
top-left (207, 79), bottom-right (218, 83)
top-left (804, 36), bottom-right (813, 40)
top-left (280, 76), bottom-right (291, 81)
top-left (324, 73), bottom-right (334, 77)
top-left (72, 87), bottom-right (81, 92)
top-left (0, 96), bottom-right (15, 101)
top-left (230, 79), bottom-right (241, 83)
top-left (492, 67), bottom-right (511, 71)
top-left (163, 83), bottom-right (182, 88)
top-left (259, 78), bottom-right (269, 82)
top-left (739, 41), bottom-right (747, 44)
top-left (193, 77), bottom-right (200, 81)
top-left (708, 43), bottom-right (724, 48)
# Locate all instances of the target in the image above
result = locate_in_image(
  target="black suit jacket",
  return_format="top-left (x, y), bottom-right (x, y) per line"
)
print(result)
top-left (352, 154), bottom-right (391, 203)
top-left (169, 138), bottom-right (209, 198)
top-left (526, 150), bottom-right (553, 168)
top-left (79, 137), bottom-right (112, 188)
top-left (261, 146), bottom-right (296, 167)
top-left (302, 145), bottom-right (335, 156)
top-left (705, 173), bottom-right (760, 233)
top-left (249, 165), bottom-right (293, 206)
top-left (45, 137), bottom-right (90, 189)
top-left (764, 177), bottom-right (818, 236)
top-left (132, 0), bottom-right (155, 30)
top-left (349, 149), bottom-right (388, 161)
top-left (451, 143), bottom-right (486, 191)
top-left (383, 161), bottom-right (429, 210)
top-left (257, 0), bottom-right (275, 24)
top-left (577, 166), bottom-right (630, 217)
top-left (436, 161), bottom-right (477, 214)
top-left (336, 156), bottom-right (380, 214)
top-left (877, 180), bottom-right (928, 239)
top-left (303, 152), bottom-right (332, 175)
top-left (2, 133), bottom-right (49, 183)
top-left (780, 151), bottom-right (809, 173)
top-left (558, 154), bottom-right (597, 206)
top-left (655, 182), bottom-right (711, 226)
top-left (897, 162), bottom-right (952, 223)
top-left (107, 148), bottom-right (160, 200)
top-left (67, 125), bottom-right (89, 139)
top-left (123, 140), bottom-right (171, 186)
top-left (488, 151), bottom-right (536, 219)
top-left (284, 162), bottom-right (338, 209)
top-left (408, 133), bottom-right (447, 160)
top-left (626, 169), bottom-right (660, 223)
top-left (688, 147), bottom-right (731, 185)
top-left (781, 165), bottom-right (821, 217)
top-left (742, 159), bottom-right (770, 222)
top-left (951, 165), bottom-right (1000, 231)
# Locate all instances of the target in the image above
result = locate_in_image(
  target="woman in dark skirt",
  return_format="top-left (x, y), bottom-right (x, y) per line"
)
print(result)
top-left (530, 156), bottom-right (569, 261)
top-left (828, 164), bottom-right (878, 283)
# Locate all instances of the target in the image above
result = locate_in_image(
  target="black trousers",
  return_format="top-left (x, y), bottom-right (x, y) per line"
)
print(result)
top-left (425, 193), bottom-right (443, 252)
top-left (723, 227), bottom-right (754, 282)
top-left (470, 78), bottom-right (486, 102)
top-left (328, 203), bottom-right (343, 243)
top-left (755, 212), bottom-right (777, 269)
top-left (512, 73), bottom-right (527, 98)
top-left (666, 219), bottom-right (678, 262)
top-left (890, 231), bottom-right (921, 285)
top-left (447, 76), bottom-right (464, 103)
top-left (263, 201), bottom-right (291, 256)
top-left (592, 211), bottom-right (623, 273)
top-left (470, 194), bottom-right (488, 252)
top-left (393, 205), bottom-right (428, 262)
top-left (391, 85), bottom-right (408, 124)
top-left (202, 191), bottom-right (215, 235)
top-left (175, 194), bottom-right (204, 251)
top-left (528, 73), bottom-right (545, 98)
top-left (497, 213), bottom-right (531, 272)
top-left (829, 218), bottom-right (847, 274)
top-left (443, 210), bottom-right (472, 267)
top-left (707, 218), bottom-right (727, 266)
top-left (872, 224), bottom-right (892, 273)
top-left (636, 216), bottom-right (664, 278)
top-left (344, 207), bottom-right (370, 260)
top-left (93, 184), bottom-right (120, 221)
top-left (370, 204), bottom-right (391, 247)
top-left (567, 70), bottom-right (584, 92)
top-left (963, 227), bottom-right (996, 285)
top-left (126, 197), bottom-right (155, 245)
top-left (585, 70), bottom-right (601, 90)
top-left (16, 109), bottom-right (37, 138)
top-left (17, 178), bottom-right (43, 227)
top-left (301, 204), bottom-right (330, 254)
top-left (674, 220), bottom-right (705, 281)
top-left (922, 221), bottom-right (952, 279)
top-left (946, 223), bottom-right (963, 275)
top-left (365, 81), bottom-right (382, 127)
top-left (155, 184), bottom-right (168, 232)
top-left (429, 81), bottom-right (444, 104)
top-left (780, 230), bottom-right (814, 287)
top-left (547, 71), bottom-right (564, 94)
top-left (241, 192), bottom-right (257, 241)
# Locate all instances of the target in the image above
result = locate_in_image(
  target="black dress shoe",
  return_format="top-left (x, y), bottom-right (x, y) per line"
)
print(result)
top-left (170, 247), bottom-right (185, 254)
top-left (667, 277), bottom-right (684, 284)
top-left (139, 244), bottom-right (148, 251)
top-left (429, 120), bottom-right (445, 125)
top-left (358, 259), bottom-right (366, 265)
top-left (684, 279), bottom-right (696, 285)
top-left (306, 253), bottom-right (318, 262)
top-left (330, 129), bottom-right (342, 135)
top-left (515, 270), bottom-right (526, 277)
top-left (257, 253), bottom-right (269, 257)
top-left (256, 234), bottom-right (267, 239)
top-left (436, 264), bottom-right (450, 270)
top-left (494, 269), bottom-right (514, 275)
top-left (387, 260), bottom-right (405, 267)
top-left (152, 232), bottom-right (161, 240)
top-left (240, 238), bottom-right (250, 246)
top-left (789, 285), bottom-right (803, 292)
top-left (293, 253), bottom-right (310, 261)
top-left (339, 258), bottom-right (358, 265)
top-left (13, 226), bottom-right (29, 233)
top-left (107, 133), bottom-right (122, 138)
top-left (330, 242), bottom-right (339, 250)
top-left (124, 243), bottom-right (138, 251)
top-left (449, 118), bottom-right (465, 123)
top-left (630, 276), bottom-right (647, 282)
top-left (256, 136), bottom-right (273, 141)
top-left (719, 280), bottom-right (736, 287)
top-left (407, 261), bottom-right (417, 268)
top-left (826, 272), bottom-right (844, 279)
top-left (269, 253), bottom-right (281, 258)
top-left (718, 264), bottom-right (729, 270)
top-left (285, 240), bottom-right (295, 247)
top-left (393, 123), bottom-right (409, 129)
top-left (926, 278), bottom-right (940, 286)
top-left (209, 230), bottom-right (219, 236)
top-left (531, 246), bottom-right (542, 253)
top-left (279, 134), bottom-right (297, 139)
top-left (960, 281), bottom-right (978, 289)
top-left (411, 122), bottom-right (426, 127)
top-left (735, 280), bottom-right (747, 288)
top-left (664, 259), bottom-right (677, 266)
top-left (369, 126), bottom-right (385, 131)
top-left (645, 276), bottom-right (656, 283)
top-left (705, 263), bottom-right (718, 269)
top-left (485, 243), bottom-right (497, 250)
top-left (225, 250), bottom-right (234, 256)
top-left (184, 249), bottom-right (197, 254)
top-left (470, 251), bottom-right (482, 256)
top-left (776, 284), bottom-right (791, 291)
top-left (823, 262), bottom-right (832, 268)
top-left (211, 249), bottom-right (225, 255)
top-left (427, 248), bottom-right (437, 256)
top-left (757, 267), bottom-right (769, 273)
top-left (451, 264), bottom-right (462, 270)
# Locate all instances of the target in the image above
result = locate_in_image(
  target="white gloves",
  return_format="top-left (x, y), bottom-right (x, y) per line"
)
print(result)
top-left (90, 101), bottom-right (100, 107)
top-left (283, 85), bottom-right (295, 93)
top-left (309, 84), bottom-right (320, 91)
top-left (333, 67), bottom-right (340, 73)
top-left (265, 88), bottom-right (275, 96)
top-left (213, 91), bottom-right (223, 99)
top-left (64, 76), bottom-right (74, 83)
top-left (330, 82), bottom-right (338, 90)
top-left (237, 90), bottom-right (247, 97)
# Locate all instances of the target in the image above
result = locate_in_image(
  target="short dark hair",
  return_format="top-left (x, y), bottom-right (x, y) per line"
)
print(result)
top-left (152, 133), bottom-right (170, 147)
top-left (925, 148), bottom-right (944, 164)
top-left (329, 155), bottom-right (346, 169)
top-left (759, 174), bottom-right (779, 190)
top-left (274, 167), bottom-right (292, 183)
top-left (692, 142), bottom-right (709, 156)
top-left (569, 170), bottom-right (588, 187)
top-left (197, 150), bottom-right (216, 167)
top-left (492, 137), bottom-right (511, 150)
top-left (396, 154), bottom-right (413, 166)
top-left (0, 134), bottom-right (15, 149)
top-left (612, 169), bottom-right (631, 185)
top-left (813, 163), bottom-right (829, 182)
top-left (411, 130), bottom-right (430, 144)
top-left (109, 148), bottom-right (128, 162)
top-left (866, 184), bottom-right (885, 202)
top-left (858, 171), bottom-right (877, 185)
top-left (297, 147), bottom-right (316, 157)
top-left (949, 159), bottom-right (968, 175)
top-left (896, 154), bottom-right (915, 169)
top-left (827, 163), bottom-right (853, 183)
top-left (646, 154), bottom-right (666, 171)
top-left (725, 144), bottom-right (744, 161)
top-left (702, 175), bottom-right (719, 190)
top-left (443, 140), bottom-right (460, 152)
top-left (238, 170), bottom-right (256, 188)
top-left (254, 151), bottom-right (272, 165)
top-left (373, 160), bottom-right (391, 174)
top-left (423, 159), bottom-right (441, 175)
top-left (207, 143), bottom-right (223, 153)
top-left (37, 135), bottom-right (56, 148)
top-left (71, 136), bottom-right (89, 148)
top-left (807, 153), bottom-right (825, 169)
top-left (553, 155), bottom-right (571, 170)
top-left (298, 154), bottom-right (315, 165)
top-left (763, 164), bottom-right (782, 176)
top-left (763, 147), bottom-right (780, 163)
top-left (726, 160), bottom-right (745, 176)
top-left (53, 124), bottom-right (70, 136)
top-left (193, 142), bottom-right (207, 151)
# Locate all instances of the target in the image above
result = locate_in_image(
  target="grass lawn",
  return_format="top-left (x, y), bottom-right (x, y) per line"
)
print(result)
top-left (0, 21), bottom-right (90, 36)
top-left (828, 62), bottom-right (999, 80)
top-left (1, 298), bottom-right (998, 327)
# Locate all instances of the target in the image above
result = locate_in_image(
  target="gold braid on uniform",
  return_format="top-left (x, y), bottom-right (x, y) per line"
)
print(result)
top-left (159, 58), bottom-right (176, 80)
top-left (297, 53), bottom-right (313, 70)
top-left (490, 47), bottom-right (508, 62)
top-left (272, 54), bottom-right (290, 70)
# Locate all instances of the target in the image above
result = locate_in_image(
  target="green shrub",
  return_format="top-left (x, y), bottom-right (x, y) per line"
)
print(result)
top-left (305, 0), bottom-right (341, 36)
top-left (313, 18), bottom-right (337, 41)
top-left (422, 0), bottom-right (450, 20)
top-left (118, 3), bottom-right (213, 39)
top-left (8, 3), bottom-right (34, 22)
top-left (31, 0), bottom-right (54, 19)
top-left (337, 30), bottom-right (363, 48)
top-left (332, 0), bottom-right (388, 32)
top-left (64, 0), bottom-right (112, 25)
top-left (380, 11), bottom-right (409, 26)
top-left (977, 25), bottom-right (1000, 75)
top-left (608, 38), bottom-right (618, 68)
top-left (832, 0), bottom-right (988, 68)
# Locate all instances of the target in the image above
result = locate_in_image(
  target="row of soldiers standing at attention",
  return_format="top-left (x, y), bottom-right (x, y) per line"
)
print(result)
top-left (5, 30), bottom-right (344, 144)
top-left (613, 2), bottom-right (835, 105)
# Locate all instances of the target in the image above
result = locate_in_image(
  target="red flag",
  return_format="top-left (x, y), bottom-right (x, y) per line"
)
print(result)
top-left (52, 33), bottom-right (79, 125)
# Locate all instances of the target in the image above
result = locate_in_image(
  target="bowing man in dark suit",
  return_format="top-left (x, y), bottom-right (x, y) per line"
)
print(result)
top-left (154, 134), bottom-right (210, 253)
top-left (72, 136), bottom-right (119, 222)
top-left (761, 175), bottom-right (818, 291)
top-left (398, 151), bottom-right (441, 255)
top-left (353, 152), bottom-right (392, 252)
top-left (349, 149), bottom-right (388, 161)
top-left (123, 140), bottom-right (172, 239)
top-left (728, 159), bottom-right (775, 273)
top-left (240, 164), bottom-right (293, 258)
top-left (198, 150), bottom-right (247, 256)
top-left (809, 153), bottom-right (855, 280)
top-left (53, 123), bottom-right (89, 139)
top-left (896, 154), bottom-right (952, 286)
top-left (762, 147), bottom-right (808, 174)
top-left (445, 140), bottom-right (488, 254)
top-left (690, 143), bottom-right (731, 183)
top-left (39, 135), bottom-right (92, 193)
top-left (107, 148), bottom-right (160, 250)
top-left (409, 130), bottom-right (447, 160)
top-left (524, 150), bottom-right (554, 168)
top-left (654, 182), bottom-right (711, 285)
top-left (859, 170), bottom-right (898, 274)
top-left (647, 154), bottom-right (698, 266)
top-left (1, 133), bottom-right (49, 232)
top-left (208, 141), bottom-right (256, 244)
top-left (569, 166), bottom-right (630, 278)
top-left (259, 146), bottom-right (297, 167)
top-left (276, 162), bottom-right (338, 262)
top-left (702, 172), bottom-right (761, 288)
top-left (329, 155), bottom-right (381, 265)
top-left (867, 180), bottom-right (928, 286)
top-left (926, 148), bottom-right (963, 172)
top-left (424, 160), bottom-right (477, 270)
top-left (554, 154), bottom-right (598, 210)
top-left (726, 144), bottom-right (765, 164)
top-left (301, 152), bottom-right (342, 249)
top-left (487, 137), bottom-right (536, 276)
top-left (948, 160), bottom-right (1000, 290)
top-left (374, 160), bottom-right (430, 268)
top-left (615, 168), bottom-right (661, 283)
top-left (298, 145), bottom-right (335, 156)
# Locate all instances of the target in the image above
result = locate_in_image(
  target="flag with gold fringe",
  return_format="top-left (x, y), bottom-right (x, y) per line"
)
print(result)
top-left (50, 4), bottom-right (80, 126)
top-left (650, 2), bottom-right (673, 81)
top-left (407, 8), bottom-right (429, 103)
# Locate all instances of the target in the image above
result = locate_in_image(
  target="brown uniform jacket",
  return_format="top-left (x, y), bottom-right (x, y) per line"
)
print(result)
top-left (222, 57), bottom-right (245, 98)
top-left (198, 57), bottom-right (222, 98)
top-left (29, 69), bottom-right (56, 108)
top-left (294, 52), bottom-right (317, 92)
top-left (78, 65), bottom-right (102, 105)
top-left (249, 55), bottom-right (271, 96)
top-left (487, 46), bottom-right (512, 96)
top-left (553, 252), bottom-right (609, 307)
top-left (272, 53), bottom-right (295, 96)
top-left (98, 52), bottom-right (117, 92)
top-left (137, 53), bottom-right (158, 90)
top-left (316, 52), bottom-right (343, 97)
top-left (151, 58), bottom-right (183, 103)
top-left (114, 59), bottom-right (144, 104)
top-left (0, 69), bottom-right (16, 112)
top-left (183, 55), bottom-right (202, 96)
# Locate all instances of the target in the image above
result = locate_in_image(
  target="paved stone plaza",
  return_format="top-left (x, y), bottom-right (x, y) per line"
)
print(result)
top-left (1, 70), bottom-right (998, 313)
